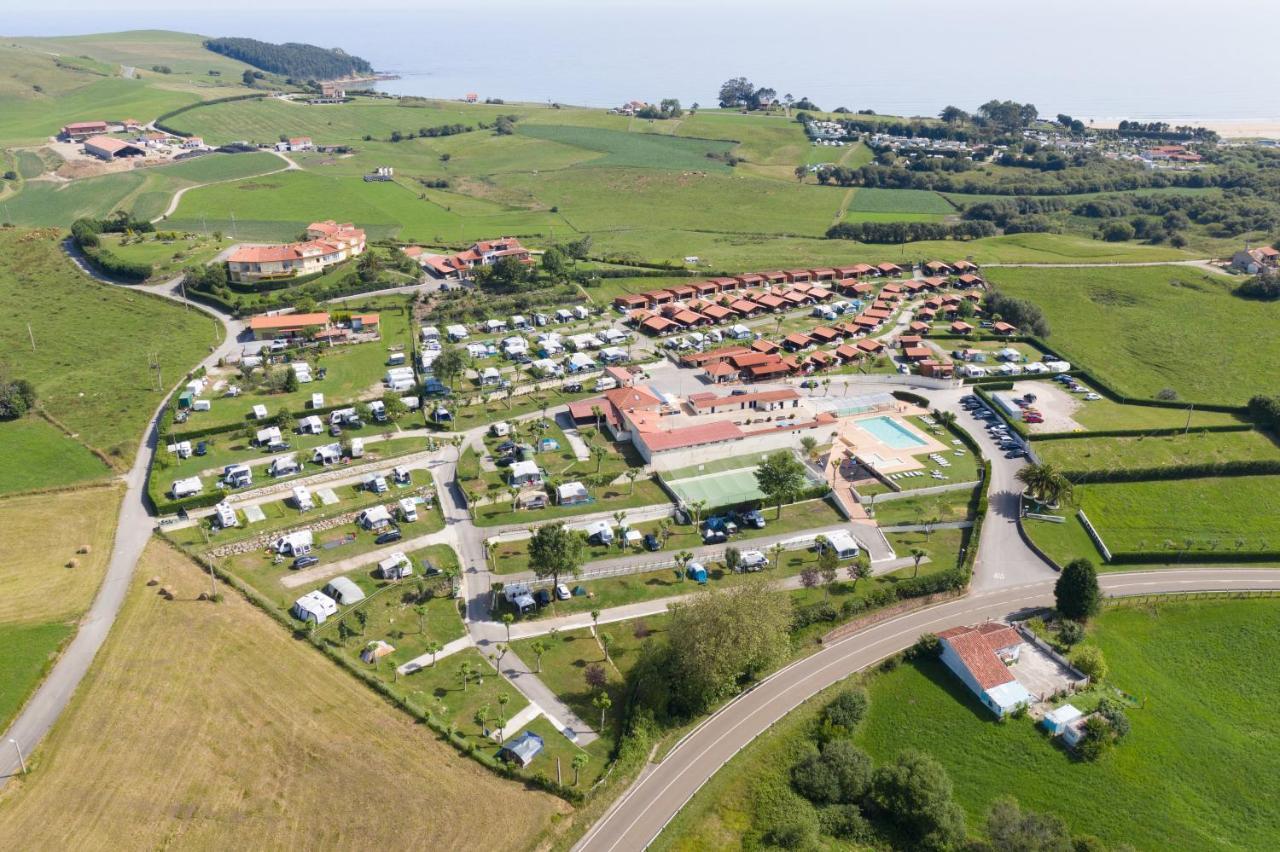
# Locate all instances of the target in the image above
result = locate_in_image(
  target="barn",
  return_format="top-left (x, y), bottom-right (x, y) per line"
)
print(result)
top-left (83, 135), bottom-right (145, 161)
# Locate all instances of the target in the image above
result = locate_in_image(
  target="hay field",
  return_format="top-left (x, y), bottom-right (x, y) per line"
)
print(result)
top-left (0, 542), bottom-right (566, 849)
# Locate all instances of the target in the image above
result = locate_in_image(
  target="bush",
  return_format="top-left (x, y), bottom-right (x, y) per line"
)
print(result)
top-left (790, 740), bottom-right (873, 804)
top-left (817, 803), bottom-right (873, 840)
top-left (822, 687), bottom-right (869, 732)
top-left (907, 632), bottom-right (942, 660)
top-left (1057, 620), bottom-right (1085, 647)
top-left (1235, 273), bottom-right (1280, 301)
top-left (869, 749), bottom-right (967, 851)
top-left (0, 377), bottom-right (37, 420)
top-left (1069, 645), bottom-right (1108, 680)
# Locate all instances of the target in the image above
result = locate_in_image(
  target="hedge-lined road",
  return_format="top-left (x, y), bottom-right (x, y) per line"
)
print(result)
top-left (576, 568), bottom-right (1280, 852)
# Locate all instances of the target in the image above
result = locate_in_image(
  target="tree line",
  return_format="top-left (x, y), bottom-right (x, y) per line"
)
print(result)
top-left (70, 214), bottom-right (155, 283)
top-left (204, 37), bottom-right (373, 81)
top-left (826, 220), bottom-right (997, 244)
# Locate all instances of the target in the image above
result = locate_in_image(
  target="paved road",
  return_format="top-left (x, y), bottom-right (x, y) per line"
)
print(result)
top-left (576, 568), bottom-right (1280, 852)
top-left (0, 275), bottom-right (244, 783)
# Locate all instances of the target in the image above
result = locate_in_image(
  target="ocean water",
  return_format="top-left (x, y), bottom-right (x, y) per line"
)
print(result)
top-left (10, 0), bottom-right (1280, 120)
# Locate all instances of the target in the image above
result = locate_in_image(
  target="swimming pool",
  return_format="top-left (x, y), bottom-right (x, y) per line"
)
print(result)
top-left (856, 415), bottom-right (928, 450)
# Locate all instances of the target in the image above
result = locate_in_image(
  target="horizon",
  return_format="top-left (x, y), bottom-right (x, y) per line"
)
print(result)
top-left (7, 1), bottom-right (1280, 120)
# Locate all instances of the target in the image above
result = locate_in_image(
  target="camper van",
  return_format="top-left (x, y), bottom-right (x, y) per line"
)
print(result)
top-left (269, 455), bottom-right (300, 477)
top-left (349, 437), bottom-right (365, 458)
top-left (376, 552), bottom-right (413, 580)
top-left (585, 520), bottom-right (615, 546)
top-left (817, 530), bottom-right (860, 561)
top-left (292, 485), bottom-right (314, 511)
top-left (365, 474), bottom-right (389, 494)
top-left (398, 497), bottom-right (418, 522)
top-left (222, 465), bottom-right (252, 489)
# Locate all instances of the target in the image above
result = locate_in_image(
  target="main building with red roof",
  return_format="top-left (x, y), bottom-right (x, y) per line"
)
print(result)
top-left (226, 221), bottom-right (366, 283)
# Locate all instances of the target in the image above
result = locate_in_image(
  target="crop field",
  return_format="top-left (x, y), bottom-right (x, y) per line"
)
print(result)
top-left (517, 124), bottom-right (736, 171)
top-left (0, 417), bottom-right (110, 495)
top-left (987, 265), bottom-right (1280, 404)
top-left (844, 187), bottom-right (955, 223)
top-left (0, 542), bottom-right (566, 848)
top-left (0, 230), bottom-right (214, 466)
top-left (661, 598), bottom-right (1280, 851)
top-left (1036, 428), bottom-right (1280, 473)
top-left (0, 622), bottom-right (73, 734)
top-left (1077, 475), bottom-right (1280, 553)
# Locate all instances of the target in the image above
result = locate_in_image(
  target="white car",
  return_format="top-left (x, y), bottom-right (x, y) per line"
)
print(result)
top-left (738, 550), bottom-right (768, 572)
top-left (1084, 392), bottom-right (1102, 401)
top-left (1072, 386), bottom-right (1090, 394)
top-left (555, 583), bottom-right (571, 600)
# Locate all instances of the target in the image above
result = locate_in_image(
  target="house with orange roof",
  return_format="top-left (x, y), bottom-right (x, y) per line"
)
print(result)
top-left (937, 622), bottom-right (1032, 717)
top-left (226, 221), bottom-right (366, 283)
top-left (248, 312), bottom-right (332, 340)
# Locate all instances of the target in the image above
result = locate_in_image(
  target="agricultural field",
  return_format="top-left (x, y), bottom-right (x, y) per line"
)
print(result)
top-left (0, 417), bottom-right (110, 495)
top-left (660, 598), bottom-right (1280, 851)
top-left (843, 187), bottom-right (956, 223)
top-left (0, 229), bottom-right (214, 467)
top-left (0, 485), bottom-right (122, 731)
top-left (1036, 428), bottom-right (1280, 473)
top-left (1075, 475), bottom-right (1280, 555)
top-left (0, 541), bottom-right (567, 849)
top-left (987, 265), bottom-right (1280, 405)
top-left (517, 125), bottom-right (736, 171)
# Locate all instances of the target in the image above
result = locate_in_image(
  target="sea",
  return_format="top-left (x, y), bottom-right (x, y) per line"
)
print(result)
top-left (10, 0), bottom-right (1280, 122)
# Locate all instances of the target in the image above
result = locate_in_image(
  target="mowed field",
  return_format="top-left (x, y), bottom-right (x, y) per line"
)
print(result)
top-left (1077, 475), bottom-right (1280, 552)
top-left (0, 417), bottom-right (109, 495)
top-left (0, 485), bottom-right (121, 731)
top-left (0, 542), bottom-right (567, 849)
top-left (3, 151), bottom-right (285, 226)
top-left (843, 187), bottom-right (955, 223)
top-left (661, 599), bottom-right (1280, 850)
top-left (987, 265), bottom-right (1280, 404)
top-left (1036, 428), bottom-right (1280, 473)
top-left (0, 230), bottom-right (215, 467)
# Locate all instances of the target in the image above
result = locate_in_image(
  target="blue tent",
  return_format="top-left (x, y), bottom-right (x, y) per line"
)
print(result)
top-left (499, 731), bottom-right (544, 767)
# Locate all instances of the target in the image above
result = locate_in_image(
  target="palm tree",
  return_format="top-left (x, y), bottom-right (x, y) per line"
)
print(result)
top-left (770, 542), bottom-right (785, 570)
top-left (625, 467), bottom-right (641, 494)
top-left (657, 518), bottom-right (673, 547)
top-left (910, 547), bottom-right (926, 578)
top-left (502, 612), bottom-right (514, 642)
top-left (592, 443), bottom-right (608, 474)
top-left (531, 638), bottom-right (549, 673)
top-left (800, 436), bottom-right (818, 461)
top-left (674, 550), bottom-right (693, 580)
top-left (592, 691), bottom-right (612, 731)
top-left (1016, 463), bottom-right (1074, 507)
top-left (458, 661), bottom-right (474, 692)
top-left (426, 640), bottom-right (443, 667)
top-left (572, 752), bottom-right (590, 786)
top-left (590, 404), bottom-right (604, 433)
top-left (691, 499), bottom-right (708, 526)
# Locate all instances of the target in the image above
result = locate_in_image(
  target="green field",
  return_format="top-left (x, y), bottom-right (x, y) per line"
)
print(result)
top-left (988, 266), bottom-right (1280, 405)
top-left (1077, 475), bottom-right (1280, 554)
top-left (3, 152), bottom-right (285, 227)
top-left (1068, 398), bottom-right (1247, 432)
top-left (517, 125), bottom-right (736, 171)
top-left (0, 230), bottom-right (214, 468)
top-left (844, 187), bottom-right (955, 223)
top-left (0, 417), bottom-right (110, 496)
top-left (0, 622), bottom-right (74, 733)
top-left (1037, 428), bottom-right (1280, 473)
top-left (662, 599), bottom-right (1280, 850)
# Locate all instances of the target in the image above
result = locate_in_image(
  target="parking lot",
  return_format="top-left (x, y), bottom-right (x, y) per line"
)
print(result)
top-left (1004, 381), bottom-right (1088, 433)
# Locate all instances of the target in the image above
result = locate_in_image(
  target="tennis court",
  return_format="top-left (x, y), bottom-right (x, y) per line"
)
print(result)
top-left (665, 458), bottom-right (823, 509)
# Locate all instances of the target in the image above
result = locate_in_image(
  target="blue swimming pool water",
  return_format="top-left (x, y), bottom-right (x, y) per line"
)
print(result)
top-left (857, 416), bottom-right (927, 450)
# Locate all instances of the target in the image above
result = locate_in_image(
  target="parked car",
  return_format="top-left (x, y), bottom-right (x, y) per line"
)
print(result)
top-left (800, 379), bottom-right (819, 389)
top-left (329, 423), bottom-right (343, 437)
top-left (534, 588), bottom-right (553, 607)
top-left (734, 509), bottom-right (766, 529)
top-left (702, 528), bottom-right (728, 544)
top-left (563, 381), bottom-right (583, 393)
top-left (738, 550), bottom-right (768, 571)
top-left (1084, 393), bottom-right (1102, 401)
top-left (643, 533), bottom-right (661, 552)
top-left (375, 529), bottom-right (403, 545)
top-left (291, 555), bottom-right (319, 570)
top-left (194, 441), bottom-right (208, 456)
top-left (555, 583), bottom-right (571, 600)
top-left (496, 440), bottom-right (517, 453)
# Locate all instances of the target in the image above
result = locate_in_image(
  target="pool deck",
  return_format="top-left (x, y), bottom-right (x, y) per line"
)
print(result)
top-left (832, 405), bottom-right (950, 474)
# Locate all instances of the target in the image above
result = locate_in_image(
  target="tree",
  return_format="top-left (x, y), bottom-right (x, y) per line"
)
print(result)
top-left (985, 796), bottom-right (1074, 852)
top-left (457, 660), bottom-right (474, 692)
top-left (584, 662), bottom-right (607, 690)
top-left (0, 377), bottom-right (36, 420)
top-left (624, 467), bottom-right (642, 494)
top-left (800, 566), bottom-right (820, 589)
top-left (599, 632), bottom-right (614, 662)
top-left (1016, 463), bottom-right (1074, 507)
top-left (592, 691), bottom-right (612, 730)
top-left (242, 68), bottom-right (257, 87)
top-left (657, 518), bottom-right (673, 547)
top-left (434, 344), bottom-right (466, 389)
top-left (870, 749), bottom-right (967, 851)
top-left (791, 739), bottom-right (873, 804)
top-left (414, 604), bottom-right (429, 634)
top-left (718, 76), bottom-right (756, 109)
top-left (664, 579), bottom-right (792, 715)
top-left (426, 640), bottom-right (442, 667)
top-left (770, 542), bottom-right (785, 570)
top-left (674, 550), bottom-right (694, 580)
top-left (723, 546), bottom-right (741, 572)
top-left (501, 612), bottom-right (514, 641)
top-left (530, 638), bottom-right (549, 673)
top-left (1055, 558), bottom-right (1101, 621)
top-left (939, 105), bottom-right (969, 124)
top-left (755, 450), bottom-right (809, 518)
top-left (592, 443), bottom-right (608, 473)
top-left (910, 547), bottom-right (927, 578)
top-left (1077, 714), bottom-right (1116, 761)
top-left (572, 752), bottom-right (590, 786)
top-left (1069, 644), bottom-right (1108, 680)
top-left (690, 499), bottom-right (708, 526)
top-left (822, 687), bottom-right (869, 733)
top-left (794, 164), bottom-right (808, 184)
top-left (800, 435), bottom-right (819, 460)
top-left (818, 545), bottom-right (839, 593)
top-left (528, 522), bottom-right (587, 588)
top-left (541, 244), bottom-right (569, 280)
top-left (847, 558), bottom-right (872, 592)
top-left (381, 392), bottom-right (408, 420)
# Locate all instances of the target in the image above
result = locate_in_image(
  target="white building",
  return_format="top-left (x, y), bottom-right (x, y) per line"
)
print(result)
top-left (937, 623), bottom-right (1033, 717)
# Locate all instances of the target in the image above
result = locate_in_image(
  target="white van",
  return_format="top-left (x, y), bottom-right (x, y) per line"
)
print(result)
top-left (192, 399), bottom-right (212, 412)
top-left (594, 376), bottom-right (618, 392)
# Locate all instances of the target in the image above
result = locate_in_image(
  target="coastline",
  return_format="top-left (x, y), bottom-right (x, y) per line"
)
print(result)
top-left (1088, 117), bottom-right (1280, 139)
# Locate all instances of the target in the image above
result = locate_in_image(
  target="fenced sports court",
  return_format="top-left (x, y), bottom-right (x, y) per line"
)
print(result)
top-left (663, 452), bottom-right (823, 509)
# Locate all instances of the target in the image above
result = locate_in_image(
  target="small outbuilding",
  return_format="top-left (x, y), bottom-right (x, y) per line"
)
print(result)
top-left (498, 731), bottom-right (544, 767)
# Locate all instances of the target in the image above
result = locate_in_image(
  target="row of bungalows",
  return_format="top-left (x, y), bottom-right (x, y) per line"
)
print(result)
top-left (613, 265), bottom-right (907, 314)
top-left (630, 285), bottom-right (840, 336)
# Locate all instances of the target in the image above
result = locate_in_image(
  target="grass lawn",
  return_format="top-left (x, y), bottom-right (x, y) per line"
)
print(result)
top-left (0, 622), bottom-right (74, 733)
top-left (1075, 475), bottom-right (1280, 555)
top-left (516, 125), bottom-right (736, 171)
top-left (0, 230), bottom-right (214, 467)
top-left (661, 598), bottom-right (1280, 851)
top-left (1022, 513), bottom-right (1105, 567)
top-left (489, 498), bottom-right (848, 576)
top-left (473, 478), bottom-right (669, 527)
top-left (844, 187), bottom-right (954, 220)
top-left (871, 486), bottom-right (977, 527)
top-left (884, 528), bottom-right (966, 572)
top-left (0, 541), bottom-right (565, 848)
top-left (100, 232), bottom-right (233, 282)
top-left (1069, 397), bottom-right (1248, 431)
top-left (986, 265), bottom-right (1280, 405)
top-left (392, 647), bottom-right (530, 751)
top-left (1036, 428), bottom-right (1280, 473)
top-left (0, 417), bottom-right (110, 495)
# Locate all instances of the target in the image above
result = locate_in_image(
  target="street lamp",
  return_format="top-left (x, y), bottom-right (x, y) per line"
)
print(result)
top-left (9, 738), bottom-right (26, 775)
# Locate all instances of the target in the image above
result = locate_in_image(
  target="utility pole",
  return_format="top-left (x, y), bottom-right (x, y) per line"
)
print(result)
top-left (1185, 403), bottom-right (1194, 434)
top-left (27, 322), bottom-right (36, 351)
top-left (8, 738), bottom-right (26, 775)
top-left (230, 211), bottom-right (238, 239)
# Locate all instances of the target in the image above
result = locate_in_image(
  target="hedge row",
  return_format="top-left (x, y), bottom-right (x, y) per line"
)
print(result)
top-left (82, 246), bottom-right (151, 282)
top-left (1107, 549), bottom-right (1280, 565)
top-left (1064, 459), bottom-right (1280, 483)
top-left (153, 487), bottom-right (229, 515)
top-left (960, 459), bottom-right (992, 574)
top-left (177, 542), bottom-right (586, 804)
top-left (792, 566), bottom-right (970, 630)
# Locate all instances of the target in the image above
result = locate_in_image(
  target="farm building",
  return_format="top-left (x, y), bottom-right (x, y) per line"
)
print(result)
top-left (61, 120), bottom-right (108, 140)
top-left (83, 135), bottom-right (145, 160)
top-left (937, 622), bottom-right (1032, 717)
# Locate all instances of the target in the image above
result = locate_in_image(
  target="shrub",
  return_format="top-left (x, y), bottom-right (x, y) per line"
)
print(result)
top-left (790, 740), bottom-right (872, 804)
top-left (1057, 620), bottom-right (1085, 647)
top-left (1077, 715), bottom-right (1115, 761)
top-left (1069, 645), bottom-right (1108, 680)
top-left (869, 749), bottom-right (967, 851)
top-left (1235, 273), bottom-right (1280, 301)
top-left (822, 687), bottom-right (869, 732)
top-left (1096, 696), bottom-right (1131, 740)
top-left (907, 632), bottom-right (942, 660)
top-left (817, 803), bottom-right (873, 840)
top-left (1054, 558), bottom-right (1100, 621)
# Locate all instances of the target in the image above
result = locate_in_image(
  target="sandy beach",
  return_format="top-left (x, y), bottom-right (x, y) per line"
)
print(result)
top-left (1089, 118), bottom-right (1280, 139)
